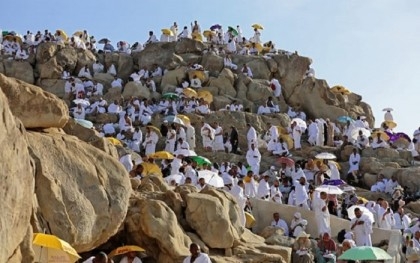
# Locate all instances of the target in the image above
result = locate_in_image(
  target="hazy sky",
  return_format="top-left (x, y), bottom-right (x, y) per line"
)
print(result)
top-left (1, 0), bottom-right (419, 135)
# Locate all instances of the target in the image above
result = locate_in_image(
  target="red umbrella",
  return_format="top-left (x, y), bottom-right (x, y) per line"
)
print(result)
top-left (277, 157), bottom-right (295, 167)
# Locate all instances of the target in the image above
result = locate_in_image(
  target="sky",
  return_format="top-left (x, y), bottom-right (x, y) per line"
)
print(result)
top-left (1, 0), bottom-right (419, 135)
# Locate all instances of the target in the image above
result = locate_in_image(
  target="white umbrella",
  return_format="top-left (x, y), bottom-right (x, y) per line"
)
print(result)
top-left (350, 127), bottom-right (371, 141)
top-left (291, 118), bottom-right (307, 131)
top-left (315, 185), bottom-right (344, 195)
top-left (315, 152), bottom-right (337, 160)
top-left (198, 170), bottom-right (224, 188)
top-left (172, 116), bottom-right (185, 126)
top-left (382, 108), bottom-right (393, 112)
top-left (347, 205), bottom-right (375, 223)
top-left (165, 174), bottom-right (184, 185)
top-left (73, 99), bottom-right (90, 107)
top-left (341, 185), bottom-right (356, 192)
top-left (183, 150), bottom-right (197, 157)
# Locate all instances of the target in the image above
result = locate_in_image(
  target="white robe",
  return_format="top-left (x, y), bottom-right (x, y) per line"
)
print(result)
top-left (348, 153), bottom-right (361, 173)
top-left (270, 186), bottom-right (283, 204)
top-left (313, 197), bottom-right (331, 236)
top-left (201, 124), bottom-right (214, 148)
top-left (213, 126), bottom-right (224, 151)
top-left (350, 214), bottom-right (373, 246)
top-left (119, 154), bottom-right (133, 172)
top-left (271, 219), bottom-right (289, 236)
top-left (292, 126), bottom-right (302, 149)
top-left (247, 127), bottom-right (258, 148)
top-left (308, 122), bottom-right (319, 146)
top-left (182, 253), bottom-right (212, 263)
top-left (378, 209), bottom-right (395, 230)
top-left (120, 256), bottom-right (142, 263)
top-left (257, 179), bottom-right (270, 199)
top-left (267, 125), bottom-right (279, 151)
top-left (165, 129), bottom-right (177, 153)
top-left (270, 78), bottom-right (282, 97)
top-left (186, 124), bottom-right (196, 150)
top-left (294, 183), bottom-right (309, 209)
top-left (244, 178), bottom-right (258, 198)
top-left (384, 112), bottom-right (393, 122)
top-left (143, 132), bottom-right (158, 155)
top-left (246, 149), bottom-right (261, 175)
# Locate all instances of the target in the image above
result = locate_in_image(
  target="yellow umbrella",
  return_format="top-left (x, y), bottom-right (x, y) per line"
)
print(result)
top-left (276, 126), bottom-right (288, 135)
top-left (315, 159), bottom-right (341, 170)
top-left (372, 130), bottom-right (390, 141)
top-left (262, 46), bottom-right (271, 53)
top-left (161, 28), bottom-right (174, 36)
top-left (358, 197), bottom-right (369, 204)
top-left (141, 162), bottom-right (162, 176)
top-left (55, 29), bottom-right (68, 41)
top-left (107, 137), bottom-right (123, 146)
top-left (146, 125), bottom-right (162, 136)
top-left (191, 32), bottom-right (203, 42)
top-left (330, 85), bottom-right (351, 95)
top-left (33, 233), bottom-right (81, 263)
top-left (149, 151), bottom-right (174, 160)
top-left (197, 90), bottom-right (213, 104)
top-left (109, 245), bottom-right (146, 257)
top-left (4, 35), bottom-right (23, 45)
top-left (203, 30), bottom-right (216, 38)
top-left (245, 212), bottom-right (256, 228)
top-left (382, 120), bottom-right (397, 129)
top-left (251, 42), bottom-right (263, 53)
top-left (280, 134), bottom-right (294, 149)
top-left (188, 70), bottom-right (206, 82)
top-left (73, 31), bottom-right (84, 37)
top-left (176, 114), bottom-right (191, 125)
top-left (183, 87), bottom-right (198, 98)
top-left (252, 24), bottom-right (264, 30)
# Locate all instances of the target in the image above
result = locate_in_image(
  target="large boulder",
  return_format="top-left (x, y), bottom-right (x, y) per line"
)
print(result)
top-left (246, 80), bottom-right (273, 104)
top-left (161, 66), bottom-right (188, 89)
top-left (28, 131), bottom-right (131, 252)
top-left (0, 89), bottom-right (35, 262)
top-left (201, 53), bottom-right (224, 74)
top-left (232, 55), bottom-right (271, 79)
top-left (0, 74), bottom-right (69, 128)
top-left (122, 81), bottom-right (151, 99)
top-left (126, 197), bottom-right (191, 263)
top-left (116, 53), bottom-right (134, 80)
top-left (3, 60), bottom-right (34, 84)
top-left (185, 189), bottom-right (242, 249)
top-left (93, 73), bottom-right (115, 92)
top-left (208, 74), bottom-right (237, 97)
top-left (135, 42), bottom-right (183, 70)
top-left (37, 78), bottom-right (67, 98)
top-left (175, 38), bottom-right (206, 54)
top-left (272, 53), bottom-right (311, 92)
top-left (56, 47), bottom-right (78, 73)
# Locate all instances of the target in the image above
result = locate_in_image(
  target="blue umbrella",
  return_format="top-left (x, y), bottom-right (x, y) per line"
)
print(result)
top-left (337, 116), bottom-right (354, 123)
top-left (210, 24), bottom-right (222, 30)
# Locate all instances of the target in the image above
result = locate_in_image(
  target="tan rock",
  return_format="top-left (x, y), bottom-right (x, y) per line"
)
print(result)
top-left (135, 42), bottom-right (183, 70)
top-left (38, 78), bottom-right (67, 98)
top-left (93, 73), bottom-right (115, 92)
top-left (0, 74), bottom-right (69, 128)
top-left (55, 47), bottom-right (78, 73)
top-left (122, 81), bottom-right (151, 99)
top-left (35, 42), bottom-right (58, 63)
top-left (37, 57), bottom-right (62, 79)
top-left (160, 66), bottom-right (188, 89)
top-left (0, 88), bottom-right (35, 263)
top-left (28, 131), bottom-right (131, 252)
top-left (363, 173), bottom-right (378, 188)
top-left (175, 38), bottom-right (206, 54)
top-left (201, 53), bottom-right (224, 73)
top-left (75, 49), bottom-right (97, 74)
top-left (179, 53), bottom-right (202, 65)
top-left (232, 55), bottom-right (271, 79)
top-left (103, 87), bottom-right (123, 102)
top-left (116, 53), bottom-right (134, 80)
top-left (272, 53), bottom-right (311, 91)
top-left (360, 157), bottom-right (385, 174)
top-left (3, 60), bottom-right (34, 84)
top-left (208, 74), bottom-right (237, 97)
top-left (394, 167), bottom-right (420, 192)
top-left (213, 96), bottom-right (233, 110)
top-left (246, 80), bottom-right (273, 103)
top-left (259, 226), bottom-right (285, 239)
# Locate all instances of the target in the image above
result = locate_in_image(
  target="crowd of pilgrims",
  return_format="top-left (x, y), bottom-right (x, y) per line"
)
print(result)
top-left (3, 22), bottom-right (420, 263)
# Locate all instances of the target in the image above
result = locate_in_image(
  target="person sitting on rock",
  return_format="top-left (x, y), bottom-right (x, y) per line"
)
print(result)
top-left (371, 132), bottom-right (390, 149)
top-left (151, 64), bottom-right (163, 77)
top-left (226, 38), bottom-right (237, 53)
top-left (92, 80), bottom-right (104, 96)
top-left (304, 65), bottom-right (315, 78)
top-left (370, 174), bottom-right (387, 192)
top-left (292, 232), bottom-right (314, 263)
top-left (14, 47), bottom-right (29, 60)
top-left (287, 106), bottom-right (298, 119)
top-left (271, 212), bottom-right (289, 236)
top-left (316, 232), bottom-right (337, 263)
top-left (111, 76), bottom-right (123, 89)
top-left (190, 75), bottom-right (202, 89)
top-left (146, 77), bottom-right (156, 92)
top-left (290, 212), bottom-right (308, 237)
top-left (241, 64), bottom-right (253, 78)
top-left (273, 138), bottom-right (290, 157)
top-left (78, 65), bottom-right (92, 79)
top-left (223, 54), bottom-right (237, 70)
top-left (183, 243), bottom-right (211, 263)
top-left (72, 103), bottom-right (86, 119)
top-left (249, 42), bottom-right (259, 55)
top-left (195, 100), bottom-right (210, 115)
top-left (92, 60), bottom-right (104, 74)
top-left (257, 102), bottom-right (271, 115)
top-left (107, 63), bottom-right (117, 76)
top-left (266, 96), bottom-right (280, 113)
top-left (61, 67), bottom-right (71, 80)
top-left (356, 130), bottom-right (370, 149)
top-left (145, 31), bottom-right (158, 45)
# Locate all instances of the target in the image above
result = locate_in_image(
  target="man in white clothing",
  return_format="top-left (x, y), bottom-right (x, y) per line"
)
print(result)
top-left (230, 180), bottom-right (247, 227)
top-left (272, 138), bottom-right (289, 156)
top-left (246, 144), bottom-right (261, 175)
top-left (73, 104), bottom-right (85, 119)
top-left (212, 122), bottom-right (224, 151)
top-left (108, 100), bottom-right (122, 114)
top-left (348, 148), bottom-right (361, 176)
top-left (170, 22), bottom-right (178, 41)
top-left (307, 119), bottom-right (319, 146)
top-left (183, 243), bottom-right (211, 263)
top-left (378, 201), bottom-right (395, 230)
top-left (384, 109), bottom-right (393, 121)
top-left (270, 179), bottom-right (283, 204)
top-left (92, 60), bottom-right (104, 74)
top-left (223, 54), bottom-right (237, 70)
top-left (246, 123), bottom-right (258, 149)
top-left (292, 121), bottom-right (302, 150)
top-left (267, 123), bottom-right (279, 152)
top-left (78, 65), bottom-right (92, 79)
top-left (178, 26), bottom-right (190, 39)
top-left (257, 174), bottom-right (270, 199)
top-left (145, 31), bottom-right (158, 45)
top-left (271, 212), bottom-right (289, 236)
top-left (313, 191), bottom-right (331, 236)
top-left (270, 77), bottom-right (282, 99)
top-left (119, 251), bottom-right (142, 263)
top-left (295, 177), bottom-right (310, 210)
top-left (111, 76), bottom-right (123, 88)
top-left (241, 64), bottom-right (253, 78)
top-left (350, 208), bottom-right (373, 246)
top-left (186, 123), bottom-right (196, 150)
top-left (393, 207), bottom-right (411, 230)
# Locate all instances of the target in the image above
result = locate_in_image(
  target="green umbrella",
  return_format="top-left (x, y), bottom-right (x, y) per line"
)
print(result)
top-left (228, 26), bottom-right (238, 36)
top-left (190, 156), bottom-right (212, 166)
top-left (162, 92), bottom-right (179, 100)
top-left (338, 246), bottom-right (392, 261)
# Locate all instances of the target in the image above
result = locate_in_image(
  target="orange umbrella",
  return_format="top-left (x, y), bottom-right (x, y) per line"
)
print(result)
top-left (197, 90), bottom-right (213, 104)
top-left (183, 88), bottom-right (198, 98)
top-left (331, 85), bottom-right (351, 95)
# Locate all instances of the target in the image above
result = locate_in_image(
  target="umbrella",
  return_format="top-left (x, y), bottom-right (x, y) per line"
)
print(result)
top-left (277, 157), bottom-right (295, 167)
top-left (182, 150), bottom-right (197, 157)
top-left (330, 85), bottom-right (351, 95)
top-left (165, 174), bottom-right (184, 185)
top-left (203, 30), bottom-right (216, 38)
top-left (250, 42), bottom-right (263, 52)
top-left (382, 107), bottom-right (393, 111)
top-left (191, 156), bottom-right (212, 166)
top-left (176, 114), bottom-right (191, 125)
top-left (198, 170), bottom-right (224, 187)
top-left (191, 32), bottom-right (203, 42)
top-left (183, 87), bottom-right (198, 98)
top-left (315, 152), bottom-right (337, 160)
top-left (33, 233), bottom-right (81, 263)
top-left (107, 137), bottom-right (123, 146)
top-left (387, 132), bottom-right (411, 143)
top-left (72, 31), bottom-right (84, 37)
top-left (197, 90), bottom-right (213, 104)
top-left (315, 185), bottom-right (344, 195)
top-left (188, 70), bottom-right (206, 81)
top-left (276, 126), bottom-right (288, 135)
top-left (350, 127), bottom-right (371, 141)
top-left (165, 115), bottom-right (191, 125)
top-left (338, 246), bottom-right (392, 261)
top-left (140, 162), bottom-right (162, 176)
top-left (323, 179), bottom-right (346, 186)
top-left (245, 212), bottom-right (256, 228)
top-left (372, 130), bottom-right (390, 141)
top-left (210, 24), bottom-right (222, 30)
top-left (382, 120), bottom-right (397, 129)
top-left (161, 28), bottom-right (174, 36)
top-left (73, 98), bottom-right (90, 107)
top-left (337, 116), bottom-right (354, 123)
top-left (162, 92), bottom-right (179, 100)
top-left (55, 29), bottom-right (68, 41)
top-left (146, 125), bottom-right (162, 136)
top-left (347, 205), bottom-right (375, 223)
top-left (291, 118), bottom-right (307, 131)
top-left (227, 26), bottom-right (238, 36)
top-left (252, 24), bottom-right (264, 30)
top-left (149, 151), bottom-right (174, 160)
top-left (98, 38), bottom-right (110, 44)
top-left (341, 185), bottom-right (356, 192)
top-left (280, 134), bottom-right (294, 149)
top-left (74, 118), bottom-right (93, 129)
top-left (108, 245), bottom-right (146, 258)
top-left (164, 115), bottom-right (185, 126)
top-left (4, 35), bottom-right (22, 45)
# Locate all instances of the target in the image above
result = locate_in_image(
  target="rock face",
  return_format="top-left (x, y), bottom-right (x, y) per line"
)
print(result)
top-left (0, 88), bottom-right (34, 263)
top-left (28, 131), bottom-right (131, 252)
top-left (0, 73), bottom-right (69, 128)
